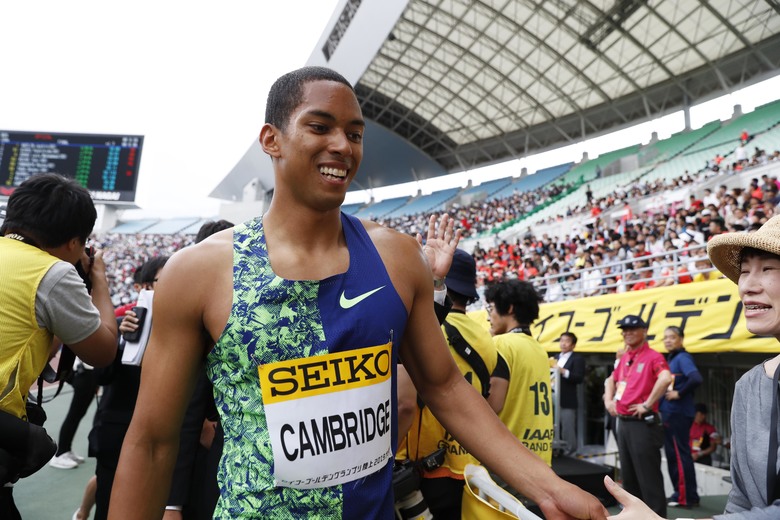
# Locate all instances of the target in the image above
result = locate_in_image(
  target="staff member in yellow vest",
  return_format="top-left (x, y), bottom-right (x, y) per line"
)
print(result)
top-left (485, 279), bottom-right (554, 466)
top-left (0, 174), bottom-right (118, 518)
top-left (401, 248), bottom-right (499, 519)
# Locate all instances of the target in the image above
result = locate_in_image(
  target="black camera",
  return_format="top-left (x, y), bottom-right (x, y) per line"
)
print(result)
top-left (418, 447), bottom-right (445, 472)
top-left (392, 448), bottom-right (445, 520)
top-left (74, 246), bottom-right (95, 292)
top-left (393, 460), bottom-right (431, 520)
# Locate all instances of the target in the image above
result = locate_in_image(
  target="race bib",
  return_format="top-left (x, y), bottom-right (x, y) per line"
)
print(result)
top-left (258, 342), bottom-right (393, 489)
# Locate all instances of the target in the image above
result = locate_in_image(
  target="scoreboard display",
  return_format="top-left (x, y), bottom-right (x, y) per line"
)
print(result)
top-left (0, 130), bottom-right (143, 203)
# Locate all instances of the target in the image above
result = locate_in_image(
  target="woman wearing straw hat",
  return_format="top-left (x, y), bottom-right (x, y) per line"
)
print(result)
top-left (603, 215), bottom-right (780, 519)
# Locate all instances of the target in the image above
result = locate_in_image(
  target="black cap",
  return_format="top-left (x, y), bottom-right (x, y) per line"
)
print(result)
top-left (616, 315), bottom-right (647, 329)
top-left (445, 249), bottom-right (478, 300)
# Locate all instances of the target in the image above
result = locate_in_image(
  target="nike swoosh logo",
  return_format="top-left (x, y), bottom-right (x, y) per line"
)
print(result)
top-left (339, 286), bottom-right (386, 309)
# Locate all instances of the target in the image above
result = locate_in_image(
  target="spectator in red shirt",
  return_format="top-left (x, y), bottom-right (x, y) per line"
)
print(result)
top-left (690, 403), bottom-right (720, 466)
top-left (114, 265), bottom-right (146, 318)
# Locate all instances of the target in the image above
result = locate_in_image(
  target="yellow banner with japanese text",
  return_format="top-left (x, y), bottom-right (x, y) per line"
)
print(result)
top-left (470, 279), bottom-right (780, 354)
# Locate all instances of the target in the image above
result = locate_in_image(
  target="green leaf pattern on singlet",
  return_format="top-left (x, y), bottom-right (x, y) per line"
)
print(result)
top-left (206, 217), bottom-right (343, 519)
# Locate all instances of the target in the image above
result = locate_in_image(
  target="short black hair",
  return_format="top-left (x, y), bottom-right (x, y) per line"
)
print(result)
top-left (2, 174), bottom-right (96, 248)
top-left (484, 279), bottom-right (541, 326)
top-left (195, 219), bottom-right (234, 244)
top-left (132, 263), bottom-right (146, 285)
top-left (139, 256), bottom-right (169, 285)
top-left (740, 246), bottom-right (780, 265)
top-left (560, 332), bottom-right (578, 345)
top-left (447, 290), bottom-right (471, 309)
top-left (265, 66), bottom-right (354, 132)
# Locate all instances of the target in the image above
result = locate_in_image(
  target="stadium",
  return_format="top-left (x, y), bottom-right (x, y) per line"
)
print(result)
top-left (3, 0), bottom-right (780, 518)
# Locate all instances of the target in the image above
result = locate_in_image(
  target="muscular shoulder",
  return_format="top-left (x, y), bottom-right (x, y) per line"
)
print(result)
top-left (360, 219), bottom-right (428, 307)
top-left (361, 219), bottom-right (426, 270)
top-left (156, 229), bottom-right (233, 305)
top-left (360, 219), bottom-right (419, 254)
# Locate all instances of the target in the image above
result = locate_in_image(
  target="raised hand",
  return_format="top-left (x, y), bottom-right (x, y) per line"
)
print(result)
top-left (416, 214), bottom-right (462, 281)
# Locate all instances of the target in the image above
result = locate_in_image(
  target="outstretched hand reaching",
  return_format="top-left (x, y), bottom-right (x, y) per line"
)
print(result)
top-left (604, 476), bottom-right (665, 520)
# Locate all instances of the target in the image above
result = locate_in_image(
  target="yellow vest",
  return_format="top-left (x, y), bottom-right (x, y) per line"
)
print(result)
top-left (401, 312), bottom-right (498, 478)
top-left (494, 332), bottom-right (554, 466)
top-left (0, 238), bottom-right (59, 419)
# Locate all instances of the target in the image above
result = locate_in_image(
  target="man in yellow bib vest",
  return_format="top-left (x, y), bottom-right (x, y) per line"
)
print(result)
top-left (0, 174), bottom-right (117, 518)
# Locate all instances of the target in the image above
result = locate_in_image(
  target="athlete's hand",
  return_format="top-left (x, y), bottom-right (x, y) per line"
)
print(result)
top-left (537, 480), bottom-right (609, 520)
top-left (604, 476), bottom-right (665, 520)
top-left (416, 214), bottom-right (462, 282)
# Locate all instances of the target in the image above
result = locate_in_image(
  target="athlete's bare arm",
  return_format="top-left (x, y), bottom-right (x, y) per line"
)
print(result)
top-left (368, 223), bottom-right (607, 520)
top-left (108, 230), bottom-right (234, 520)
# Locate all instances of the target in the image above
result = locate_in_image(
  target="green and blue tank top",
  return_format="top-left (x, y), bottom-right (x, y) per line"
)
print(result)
top-left (207, 212), bottom-right (408, 519)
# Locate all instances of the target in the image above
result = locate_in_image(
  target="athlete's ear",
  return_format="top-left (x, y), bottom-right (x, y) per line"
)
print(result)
top-left (259, 123), bottom-right (281, 158)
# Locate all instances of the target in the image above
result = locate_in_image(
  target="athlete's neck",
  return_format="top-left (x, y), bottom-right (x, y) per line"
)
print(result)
top-left (262, 205), bottom-right (348, 281)
top-left (264, 203), bottom-right (344, 249)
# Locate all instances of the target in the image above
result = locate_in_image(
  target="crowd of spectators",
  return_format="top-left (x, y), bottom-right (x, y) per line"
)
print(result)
top-left (91, 233), bottom-right (193, 307)
top-left (374, 182), bottom-right (572, 238)
top-left (466, 171), bottom-right (780, 302)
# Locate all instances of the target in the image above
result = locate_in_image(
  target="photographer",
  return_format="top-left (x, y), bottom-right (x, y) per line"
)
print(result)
top-left (400, 249), bottom-right (498, 519)
top-left (0, 174), bottom-right (118, 518)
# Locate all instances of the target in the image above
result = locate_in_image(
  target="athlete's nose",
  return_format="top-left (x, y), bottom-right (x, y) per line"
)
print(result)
top-left (329, 130), bottom-right (353, 157)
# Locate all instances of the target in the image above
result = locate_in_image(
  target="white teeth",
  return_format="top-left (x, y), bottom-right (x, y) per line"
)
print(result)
top-left (320, 167), bottom-right (347, 178)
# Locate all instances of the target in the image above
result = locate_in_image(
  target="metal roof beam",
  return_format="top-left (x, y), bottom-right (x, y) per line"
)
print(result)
top-left (697, 0), bottom-right (776, 70)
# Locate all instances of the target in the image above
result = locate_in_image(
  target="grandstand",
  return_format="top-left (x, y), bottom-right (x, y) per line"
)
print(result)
top-left (351, 195), bottom-right (410, 219)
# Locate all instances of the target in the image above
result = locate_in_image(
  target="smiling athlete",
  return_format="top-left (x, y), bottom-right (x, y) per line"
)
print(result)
top-left (109, 67), bottom-right (607, 520)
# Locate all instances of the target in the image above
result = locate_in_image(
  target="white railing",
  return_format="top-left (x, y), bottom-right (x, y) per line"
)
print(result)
top-left (526, 243), bottom-right (717, 301)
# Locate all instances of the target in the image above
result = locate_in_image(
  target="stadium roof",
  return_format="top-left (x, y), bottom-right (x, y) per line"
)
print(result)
top-left (212, 0), bottom-right (780, 200)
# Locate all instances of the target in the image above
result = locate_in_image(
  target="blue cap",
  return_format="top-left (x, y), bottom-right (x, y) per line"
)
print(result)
top-left (445, 249), bottom-right (478, 300)
top-left (617, 315), bottom-right (647, 329)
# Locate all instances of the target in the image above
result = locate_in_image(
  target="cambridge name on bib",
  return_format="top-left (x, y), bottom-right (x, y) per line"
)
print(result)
top-left (258, 342), bottom-right (393, 489)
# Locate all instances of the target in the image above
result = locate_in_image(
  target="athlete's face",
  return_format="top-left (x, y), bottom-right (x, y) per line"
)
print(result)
top-left (738, 252), bottom-right (780, 340)
top-left (265, 80), bottom-right (364, 211)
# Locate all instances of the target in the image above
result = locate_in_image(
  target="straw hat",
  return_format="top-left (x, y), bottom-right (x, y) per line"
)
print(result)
top-left (707, 214), bottom-right (780, 283)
